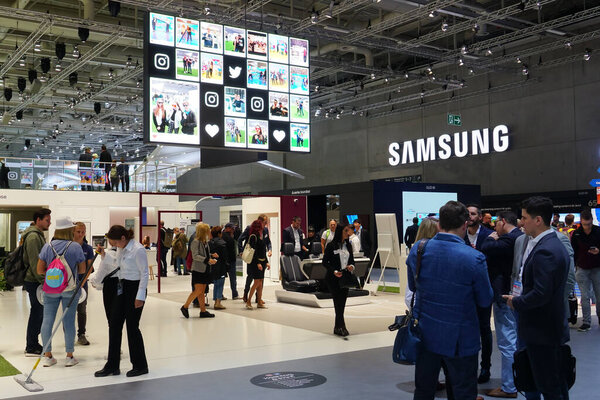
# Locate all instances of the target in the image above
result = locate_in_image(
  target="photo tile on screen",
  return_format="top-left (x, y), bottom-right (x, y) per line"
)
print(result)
top-left (201, 22), bottom-right (223, 54)
top-left (247, 59), bottom-right (268, 90)
top-left (224, 86), bottom-right (247, 118)
top-left (176, 49), bottom-right (200, 82)
top-left (148, 77), bottom-right (200, 145)
top-left (175, 17), bottom-right (200, 50)
top-left (247, 119), bottom-right (269, 150)
top-left (224, 26), bottom-right (246, 58)
top-left (150, 13), bottom-right (175, 47)
top-left (224, 116), bottom-right (247, 148)
top-left (290, 123), bottom-right (310, 152)
top-left (247, 30), bottom-right (268, 60)
top-left (268, 63), bottom-right (289, 93)
top-left (289, 37), bottom-right (309, 67)
top-left (200, 53), bottom-right (224, 85)
top-left (268, 91), bottom-right (290, 122)
top-left (268, 33), bottom-right (289, 64)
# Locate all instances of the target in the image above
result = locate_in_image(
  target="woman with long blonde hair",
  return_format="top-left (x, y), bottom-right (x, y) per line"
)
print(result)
top-left (180, 223), bottom-right (217, 318)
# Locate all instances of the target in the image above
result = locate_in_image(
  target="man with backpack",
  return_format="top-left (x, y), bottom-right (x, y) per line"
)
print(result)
top-left (159, 221), bottom-right (172, 277)
top-left (22, 208), bottom-right (51, 357)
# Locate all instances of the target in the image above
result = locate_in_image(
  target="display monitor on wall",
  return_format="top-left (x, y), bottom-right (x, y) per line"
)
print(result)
top-left (145, 12), bottom-right (310, 153)
top-left (402, 191), bottom-right (458, 231)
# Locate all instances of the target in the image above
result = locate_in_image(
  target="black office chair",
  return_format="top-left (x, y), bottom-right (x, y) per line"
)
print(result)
top-left (280, 243), bottom-right (319, 293)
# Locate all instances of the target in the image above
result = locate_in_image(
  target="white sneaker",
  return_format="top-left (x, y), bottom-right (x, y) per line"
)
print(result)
top-left (65, 356), bottom-right (79, 367)
top-left (43, 356), bottom-right (57, 367)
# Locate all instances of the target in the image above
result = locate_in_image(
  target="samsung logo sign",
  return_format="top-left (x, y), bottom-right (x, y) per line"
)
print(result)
top-left (388, 124), bottom-right (510, 166)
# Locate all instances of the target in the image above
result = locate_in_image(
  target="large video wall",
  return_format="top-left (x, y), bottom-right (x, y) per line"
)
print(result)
top-left (144, 13), bottom-right (310, 153)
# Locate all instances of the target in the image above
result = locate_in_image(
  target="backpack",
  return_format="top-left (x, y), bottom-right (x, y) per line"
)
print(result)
top-left (162, 228), bottom-right (174, 248)
top-left (1, 231), bottom-right (43, 287)
top-left (42, 241), bottom-right (76, 294)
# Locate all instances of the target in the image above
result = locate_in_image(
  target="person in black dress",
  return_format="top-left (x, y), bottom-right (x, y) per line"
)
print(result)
top-left (244, 220), bottom-right (269, 310)
top-left (323, 224), bottom-right (356, 337)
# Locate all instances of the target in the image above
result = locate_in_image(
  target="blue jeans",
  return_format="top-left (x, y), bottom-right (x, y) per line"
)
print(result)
top-left (414, 348), bottom-right (478, 400)
top-left (493, 301), bottom-right (517, 393)
top-left (41, 290), bottom-right (80, 353)
top-left (575, 268), bottom-right (600, 325)
top-left (213, 277), bottom-right (225, 301)
top-left (175, 257), bottom-right (186, 274)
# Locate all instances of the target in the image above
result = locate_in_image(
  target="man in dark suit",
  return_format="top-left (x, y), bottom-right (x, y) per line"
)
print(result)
top-left (404, 217), bottom-right (419, 251)
top-left (352, 219), bottom-right (372, 258)
top-left (504, 196), bottom-right (570, 400)
top-left (281, 216), bottom-right (308, 259)
top-left (481, 211), bottom-right (523, 398)
top-left (99, 144), bottom-right (112, 191)
top-left (464, 204), bottom-right (495, 383)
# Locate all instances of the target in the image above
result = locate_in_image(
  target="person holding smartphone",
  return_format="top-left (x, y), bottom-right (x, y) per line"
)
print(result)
top-left (571, 209), bottom-right (600, 332)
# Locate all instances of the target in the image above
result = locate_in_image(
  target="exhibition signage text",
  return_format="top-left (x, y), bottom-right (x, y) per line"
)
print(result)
top-left (388, 124), bottom-right (510, 166)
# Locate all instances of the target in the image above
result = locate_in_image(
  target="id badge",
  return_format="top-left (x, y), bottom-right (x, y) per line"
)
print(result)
top-left (511, 280), bottom-right (523, 297)
top-left (117, 280), bottom-right (123, 296)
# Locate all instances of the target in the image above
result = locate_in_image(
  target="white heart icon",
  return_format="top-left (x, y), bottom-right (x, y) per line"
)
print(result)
top-left (273, 130), bottom-right (286, 142)
top-left (205, 124), bottom-right (219, 137)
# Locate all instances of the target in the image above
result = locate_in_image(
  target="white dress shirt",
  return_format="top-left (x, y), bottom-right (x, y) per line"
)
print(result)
top-left (518, 228), bottom-right (555, 283)
top-left (117, 240), bottom-right (149, 301)
top-left (293, 227), bottom-right (301, 252)
top-left (89, 249), bottom-right (118, 290)
top-left (349, 234), bottom-right (361, 254)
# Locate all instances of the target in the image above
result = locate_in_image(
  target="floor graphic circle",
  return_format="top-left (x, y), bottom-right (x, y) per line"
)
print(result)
top-left (250, 371), bottom-right (327, 389)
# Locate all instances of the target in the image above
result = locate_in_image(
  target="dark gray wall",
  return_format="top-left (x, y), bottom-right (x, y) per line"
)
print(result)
top-left (178, 58), bottom-right (600, 196)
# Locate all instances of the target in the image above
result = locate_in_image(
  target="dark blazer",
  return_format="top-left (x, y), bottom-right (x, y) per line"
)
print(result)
top-left (512, 232), bottom-right (570, 346)
top-left (357, 228), bottom-right (372, 257)
top-left (404, 224), bottom-right (419, 246)
top-left (322, 240), bottom-right (355, 286)
top-left (208, 237), bottom-right (228, 278)
top-left (281, 225), bottom-right (304, 252)
top-left (99, 149), bottom-right (112, 172)
top-left (464, 225), bottom-right (494, 252)
top-left (481, 228), bottom-right (524, 296)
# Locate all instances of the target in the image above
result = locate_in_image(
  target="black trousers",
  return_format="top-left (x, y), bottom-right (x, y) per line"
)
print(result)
top-left (476, 304), bottom-right (493, 370)
top-left (102, 278), bottom-right (118, 322)
top-left (120, 175), bottom-right (130, 192)
top-left (159, 247), bottom-right (168, 276)
top-left (326, 280), bottom-right (348, 329)
top-left (23, 281), bottom-right (43, 351)
top-left (105, 280), bottom-right (148, 371)
top-left (527, 344), bottom-right (570, 400)
top-left (414, 349), bottom-right (477, 400)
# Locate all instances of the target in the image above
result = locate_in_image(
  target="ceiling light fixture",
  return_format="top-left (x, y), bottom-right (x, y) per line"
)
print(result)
top-left (73, 44), bottom-right (80, 58)
top-left (441, 20), bottom-right (449, 32)
top-left (34, 41), bottom-right (41, 52)
top-left (55, 61), bottom-right (62, 72)
top-left (19, 56), bottom-right (26, 67)
top-left (428, 11), bottom-right (437, 18)
top-left (458, 57), bottom-right (464, 66)
top-left (461, 45), bottom-right (468, 55)
top-left (485, 49), bottom-right (493, 56)
top-left (521, 65), bottom-right (529, 75)
top-left (310, 9), bottom-right (318, 24)
top-left (584, 49), bottom-right (592, 61)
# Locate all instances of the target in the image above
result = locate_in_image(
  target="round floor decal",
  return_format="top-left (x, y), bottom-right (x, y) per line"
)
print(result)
top-left (250, 372), bottom-right (327, 389)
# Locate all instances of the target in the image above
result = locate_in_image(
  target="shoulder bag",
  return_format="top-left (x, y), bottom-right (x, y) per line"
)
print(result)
top-left (389, 239), bottom-right (429, 365)
top-left (241, 234), bottom-right (256, 264)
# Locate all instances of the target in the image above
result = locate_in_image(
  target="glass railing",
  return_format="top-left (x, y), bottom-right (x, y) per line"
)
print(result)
top-left (0, 157), bottom-right (191, 192)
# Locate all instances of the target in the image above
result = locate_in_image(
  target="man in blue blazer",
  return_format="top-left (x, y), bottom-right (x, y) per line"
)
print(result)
top-left (464, 204), bottom-right (495, 383)
top-left (408, 201), bottom-right (492, 400)
top-left (504, 197), bottom-right (570, 400)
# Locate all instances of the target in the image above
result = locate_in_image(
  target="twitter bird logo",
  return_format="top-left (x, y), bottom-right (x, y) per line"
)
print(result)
top-left (229, 66), bottom-right (242, 79)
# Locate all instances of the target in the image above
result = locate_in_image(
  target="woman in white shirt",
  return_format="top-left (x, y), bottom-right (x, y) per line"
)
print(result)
top-left (94, 225), bottom-right (149, 378)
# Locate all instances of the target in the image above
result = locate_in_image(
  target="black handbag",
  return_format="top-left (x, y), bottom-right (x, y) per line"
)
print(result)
top-left (339, 269), bottom-right (360, 288)
top-left (389, 239), bottom-right (429, 365)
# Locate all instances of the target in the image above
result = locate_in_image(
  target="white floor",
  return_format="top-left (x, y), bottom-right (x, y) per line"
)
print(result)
top-left (0, 273), bottom-right (403, 399)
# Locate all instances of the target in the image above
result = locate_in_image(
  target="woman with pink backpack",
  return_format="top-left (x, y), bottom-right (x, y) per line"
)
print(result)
top-left (37, 216), bottom-right (86, 367)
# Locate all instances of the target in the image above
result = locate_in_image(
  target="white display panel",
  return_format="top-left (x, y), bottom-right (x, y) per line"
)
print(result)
top-left (402, 191), bottom-right (458, 229)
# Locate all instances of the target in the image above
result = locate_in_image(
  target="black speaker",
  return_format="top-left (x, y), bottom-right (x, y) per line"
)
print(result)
top-left (40, 58), bottom-right (51, 73)
top-left (16, 110), bottom-right (23, 121)
top-left (4, 88), bottom-right (12, 101)
top-left (17, 77), bottom-right (26, 92)
top-left (55, 42), bottom-right (66, 60)
top-left (78, 27), bottom-right (89, 43)
top-left (94, 102), bottom-right (101, 114)
top-left (28, 69), bottom-right (37, 84)
top-left (108, 1), bottom-right (120, 17)
top-left (69, 72), bottom-right (78, 86)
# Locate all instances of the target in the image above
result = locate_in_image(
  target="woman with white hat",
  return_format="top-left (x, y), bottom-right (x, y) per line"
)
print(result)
top-left (37, 216), bottom-right (86, 367)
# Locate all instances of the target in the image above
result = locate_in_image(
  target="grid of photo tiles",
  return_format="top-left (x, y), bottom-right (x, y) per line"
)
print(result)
top-left (146, 13), bottom-right (310, 152)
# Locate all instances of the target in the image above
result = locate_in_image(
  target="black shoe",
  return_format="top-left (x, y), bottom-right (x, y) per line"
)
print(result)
top-left (199, 311), bottom-right (215, 318)
top-left (95, 368), bottom-right (120, 377)
top-left (24, 347), bottom-right (43, 357)
top-left (578, 323), bottom-right (591, 332)
top-left (341, 327), bottom-right (349, 337)
top-left (333, 327), bottom-right (345, 336)
top-left (243, 292), bottom-right (248, 303)
top-left (126, 368), bottom-right (148, 377)
top-left (184, 272), bottom-right (190, 275)
top-left (180, 306), bottom-right (189, 319)
top-left (478, 369), bottom-right (490, 384)
top-left (221, 296), bottom-right (227, 300)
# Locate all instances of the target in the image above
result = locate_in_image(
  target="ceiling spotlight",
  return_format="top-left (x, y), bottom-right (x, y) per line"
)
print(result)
top-left (55, 61), bottom-right (62, 72)
top-left (19, 56), bottom-right (26, 67)
top-left (34, 41), bottom-right (41, 52)
top-left (461, 45), bottom-right (468, 55)
top-left (485, 49), bottom-right (493, 56)
top-left (468, 68), bottom-right (474, 75)
top-left (371, 73), bottom-right (376, 79)
top-left (204, 6), bottom-right (211, 15)
top-left (404, 71), bottom-right (409, 79)
top-left (426, 65), bottom-right (433, 75)
top-left (73, 44), bottom-right (80, 58)
top-left (584, 49), bottom-right (592, 61)
top-left (108, 69), bottom-right (114, 80)
top-left (565, 41), bottom-right (572, 49)
top-left (521, 65), bottom-right (529, 75)
top-left (441, 20), bottom-right (449, 32)
top-left (314, 85), bottom-right (319, 92)
top-left (516, 57), bottom-right (522, 64)
top-left (535, 1), bottom-right (542, 10)
top-left (352, 107), bottom-right (357, 115)
top-left (472, 23), bottom-right (480, 33)
top-left (126, 56), bottom-right (132, 67)
top-left (458, 57), bottom-right (464, 66)
top-left (325, 112), bottom-right (329, 118)
top-left (311, 10), bottom-right (318, 24)
top-left (137, 79), bottom-right (141, 88)
top-left (325, 1), bottom-right (334, 19)
top-left (428, 10), bottom-right (437, 18)
top-left (335, 114), bottom-right (341, 120)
